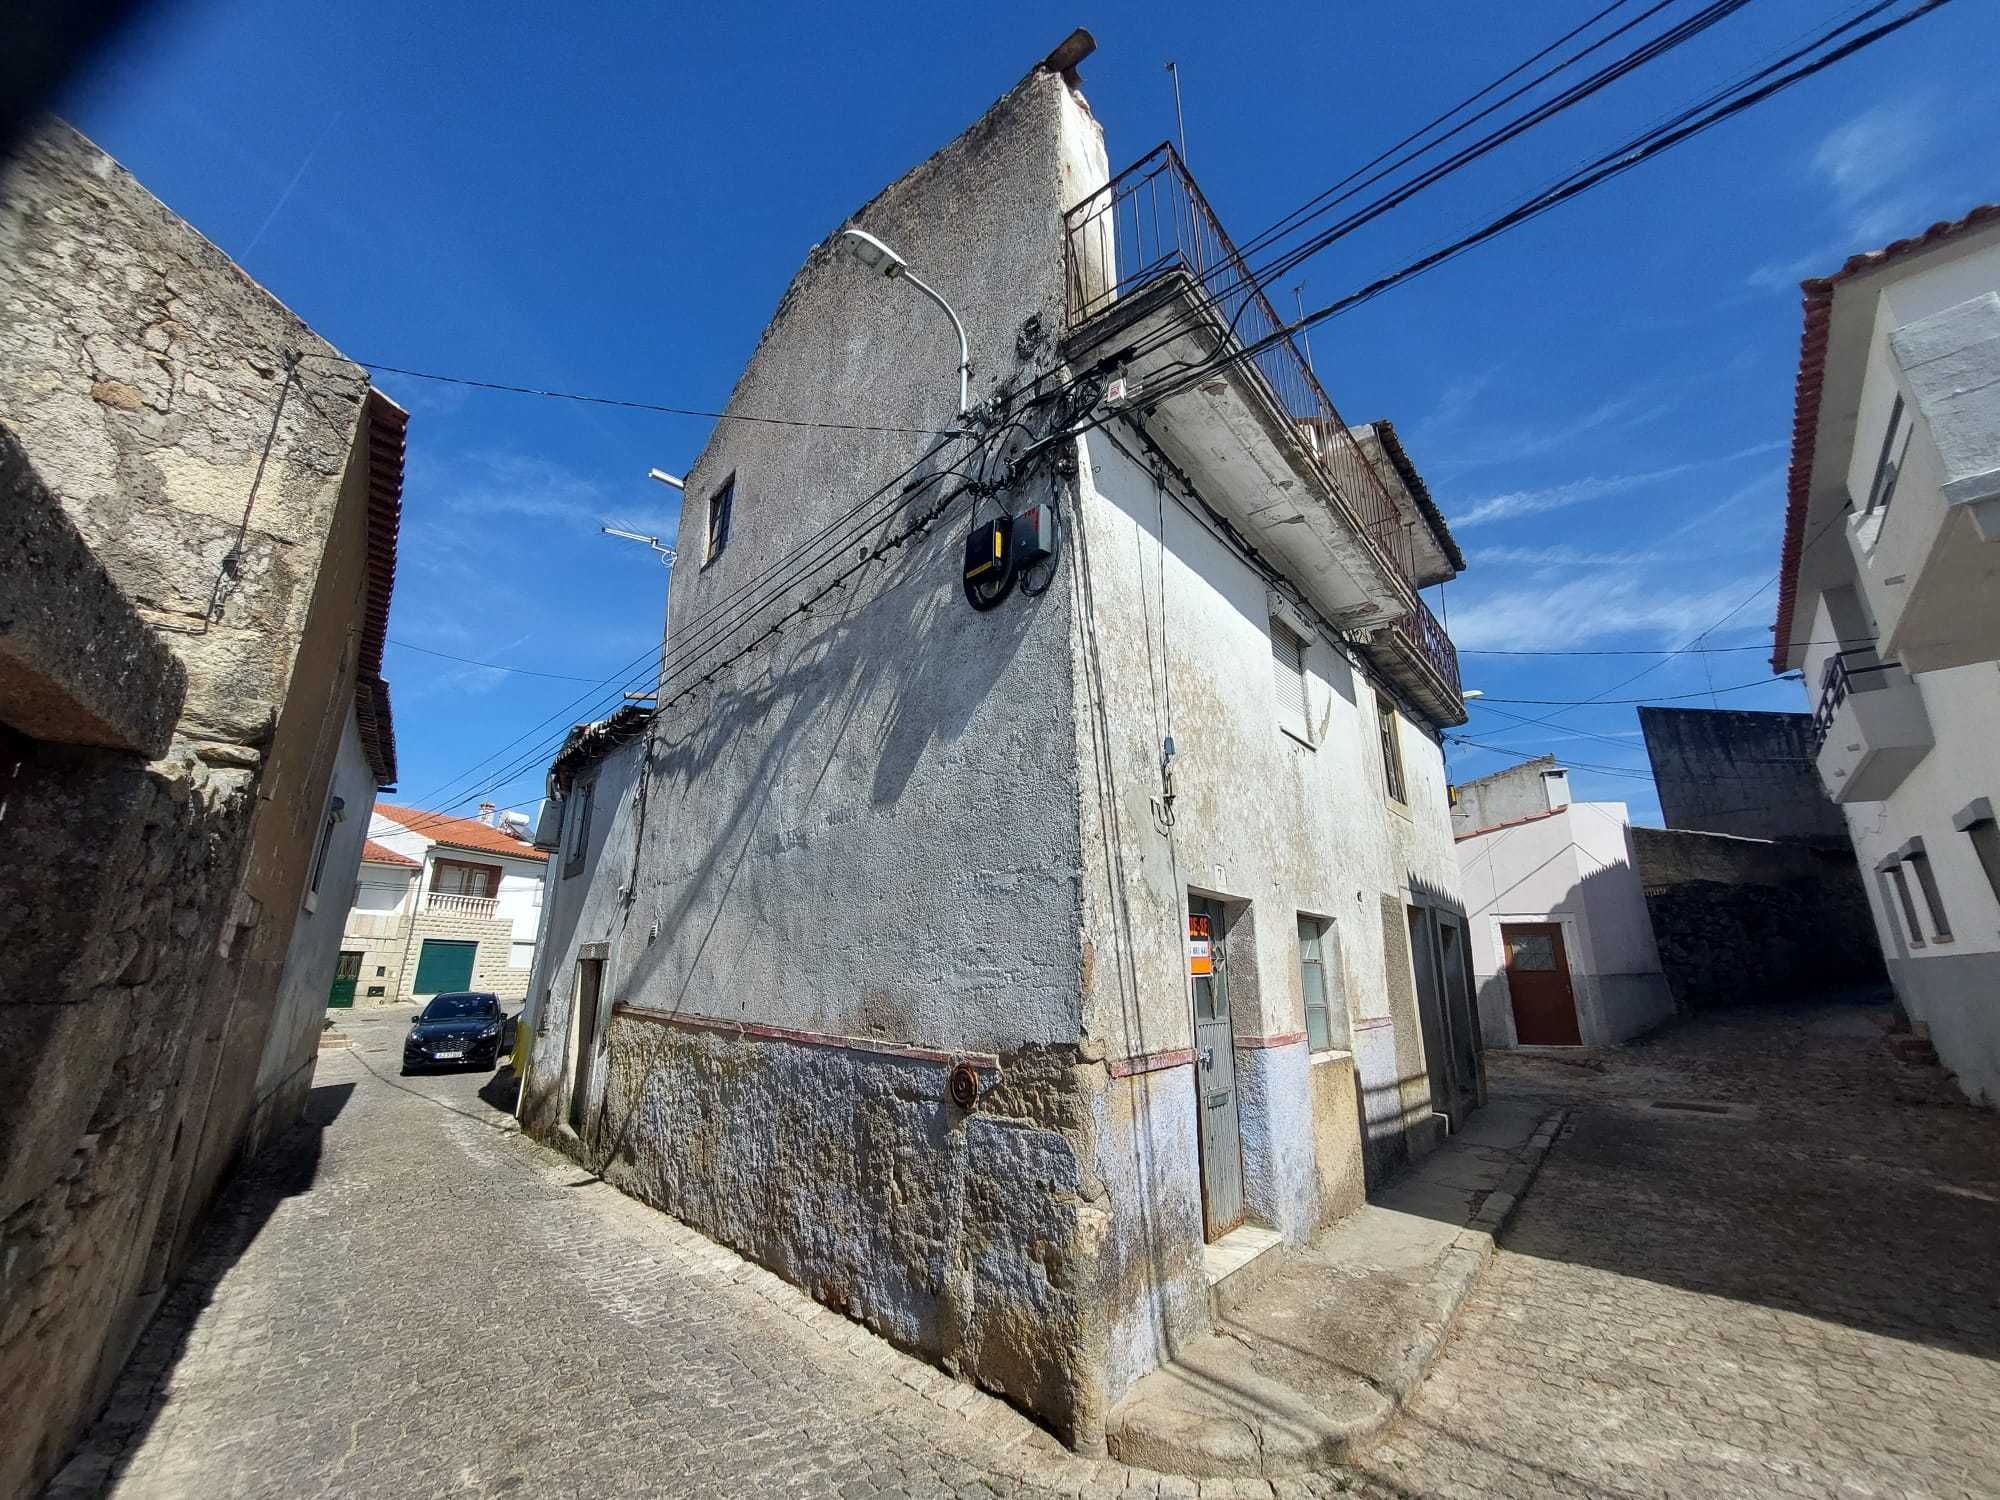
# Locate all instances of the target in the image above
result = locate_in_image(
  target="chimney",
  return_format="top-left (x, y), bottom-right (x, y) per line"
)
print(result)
top-left (1541, 770), bottom-right (1571, 812)
top-left (478, 802), bottom-right (497, 826)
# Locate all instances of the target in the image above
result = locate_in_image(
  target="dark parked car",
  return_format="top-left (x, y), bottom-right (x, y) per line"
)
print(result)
top-left (403, 991), bottom-right (515, 1073)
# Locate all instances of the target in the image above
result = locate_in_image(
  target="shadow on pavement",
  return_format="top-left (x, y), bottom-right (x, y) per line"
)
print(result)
top-left (477, 1066), bottom-right (521, 1116)
top-left (44, 1084), bottom-right (348, 1497)
top-left (1479, 996), bottom-right (2000, 1365)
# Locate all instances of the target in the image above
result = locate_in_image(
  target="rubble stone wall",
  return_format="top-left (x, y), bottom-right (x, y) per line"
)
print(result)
top-left (1631, 827), bottom-right (1886, 1008)
top-left (0, 121), bottom-right (373, 1498)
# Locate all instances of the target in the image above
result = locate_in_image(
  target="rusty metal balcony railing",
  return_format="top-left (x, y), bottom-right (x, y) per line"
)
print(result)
top-left (1063, 143), bottom-right (1461, 706)
top-left (1393, 593), bottom-right (1460, 710)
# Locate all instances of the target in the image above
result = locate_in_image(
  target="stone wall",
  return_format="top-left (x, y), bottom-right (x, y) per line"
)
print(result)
top-left (1630, 826), bottom-right (1886, 1008)
top-left (342, 921), bottom-right (412, 1004)
top-left (540, 1009), bottom-right (1108, 1447)
top-left (402, 909), bottom-right (533, 1003)
top-left (1637, 707), bottom-right (1849, 845)
top-left (0, 122), bottom-right (384, 1498)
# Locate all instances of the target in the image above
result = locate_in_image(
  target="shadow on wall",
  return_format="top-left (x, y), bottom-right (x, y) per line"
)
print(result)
top-left (49, 1082), bottom-right (352, 1492)
top-left (1630, 827), bottom-right (1885, 1009)
top-left (609, 449), bottom-right (1046, 1043)
top-left (1472, 847), bottom-right (1680, 1050)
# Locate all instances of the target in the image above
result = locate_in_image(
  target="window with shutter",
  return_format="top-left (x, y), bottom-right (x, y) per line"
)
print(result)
top-left (1271, 619), bottom-right (1310, 742)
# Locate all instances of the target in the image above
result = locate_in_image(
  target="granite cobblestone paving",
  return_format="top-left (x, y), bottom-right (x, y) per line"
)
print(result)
top-left (1350, 999), bottom-right (2000, 1499)
top-left (49, 999), bottom-right (2000, 1499)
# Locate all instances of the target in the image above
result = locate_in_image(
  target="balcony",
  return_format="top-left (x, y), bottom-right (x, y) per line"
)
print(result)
top-left (424, 892), bottom-right (500, 921)
top-left (1062, 146), bottom-right (1463, 723)
top-left (1811, 651), bottom-right (1933, 803)
top-left (1360, 594), bottom-right (1466, 729)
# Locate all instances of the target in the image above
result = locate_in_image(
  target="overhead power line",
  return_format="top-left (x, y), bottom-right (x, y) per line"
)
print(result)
top-left (1472, 677), bottom-right (1792, 706)
top-left (388, 638), bottom-right (610, 682)
top-left (297, 352), bottom-right (954, 436)
top-left (1098, 0), bottom-right (1762, 395)
top-left (1114, 0), bottom-right (1953, 427)
top-left (1461, 639), bottom-right (1853, 657)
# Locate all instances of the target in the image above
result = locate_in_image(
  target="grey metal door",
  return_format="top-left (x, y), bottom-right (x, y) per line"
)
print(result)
top-left (1189, 898), bottom-right (1244, 1240)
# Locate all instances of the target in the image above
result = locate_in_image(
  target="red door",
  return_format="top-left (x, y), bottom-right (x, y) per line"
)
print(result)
top-left (1502, 923), bottom-right (1581, 1046)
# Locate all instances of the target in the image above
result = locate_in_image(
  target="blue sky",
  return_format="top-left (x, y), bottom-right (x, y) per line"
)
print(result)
top-left (61, 1), bottom-right (2000, 824)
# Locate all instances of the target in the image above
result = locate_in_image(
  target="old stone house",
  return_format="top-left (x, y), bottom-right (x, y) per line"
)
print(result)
top-left (517, 36), bottom-right (1478, 1452)
top-left (1771, 203), bottom-right (2000, 1103)
top-left (332, 803), bottom-right (548, 1006)
top-left (0, 123), bottom-right (403, 1496)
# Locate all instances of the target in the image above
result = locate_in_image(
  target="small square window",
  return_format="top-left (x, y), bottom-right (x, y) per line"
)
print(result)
top-left (704, 473), bottom-right (736, 564)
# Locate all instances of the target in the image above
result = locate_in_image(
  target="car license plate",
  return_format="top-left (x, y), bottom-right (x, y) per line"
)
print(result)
top-left (436, 1050), bottom-right (463, 1060)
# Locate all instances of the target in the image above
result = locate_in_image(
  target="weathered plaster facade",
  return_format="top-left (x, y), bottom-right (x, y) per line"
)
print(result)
top-left (521, 43), bottom-right (1476, 1450)
top-left (0, 122), bottom-right (401, 1497)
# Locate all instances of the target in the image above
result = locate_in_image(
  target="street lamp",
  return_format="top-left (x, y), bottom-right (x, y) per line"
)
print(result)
top-left (599, 468), bottom-right (684, 567)
top-left (837, 227), bottom-right (972, 419)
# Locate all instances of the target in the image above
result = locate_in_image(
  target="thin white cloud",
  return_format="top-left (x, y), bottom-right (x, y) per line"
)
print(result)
top-left (1468, 542), bottom-right (1696, 568)
top-left (1449, 441), bottom-right (1783, 529)
top-left (1444, 573), bottom-right (1768, 652)
top-left (1749, 101), bottom-right (1940, 292)
top-left (403, 448), bottom-right (684, 553)
top-left (1812, 103), bottom-right (1929, 209)
top-left (1745, 250), bottom-right (1830, 293)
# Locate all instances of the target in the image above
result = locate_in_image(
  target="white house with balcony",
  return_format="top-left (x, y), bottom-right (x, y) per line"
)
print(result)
top-left (1773, 201), bottom-right (2000, 1106)
top-left (330, 801), bottom-right (549, 1006)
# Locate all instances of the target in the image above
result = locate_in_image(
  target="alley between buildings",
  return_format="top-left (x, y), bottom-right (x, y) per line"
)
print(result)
top-left (44, 996), bottom-right (2000, 1500)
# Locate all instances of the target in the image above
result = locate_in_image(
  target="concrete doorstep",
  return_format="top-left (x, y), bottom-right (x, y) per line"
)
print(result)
top-left (1108, 1102), bottom-right (1567, 1479)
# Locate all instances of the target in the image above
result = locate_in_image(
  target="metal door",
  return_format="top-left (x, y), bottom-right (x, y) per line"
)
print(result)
top-left (1502, 923), bottom-right (1582, 1046)
top-left (1436, 915), bottom-right (1483, 1106)
top-left (412, 938), bottom-right (477, 996)
top-left (566, 957), bottom-right (604, 1136)
top-left (327, 950), bottom-right (362, 1009)
top-left (1189, 898), bottom-right (1244, 1240)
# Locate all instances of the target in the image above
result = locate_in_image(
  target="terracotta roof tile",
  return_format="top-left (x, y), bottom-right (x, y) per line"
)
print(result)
top-left (373, 803), bottom-right (549, 862)
top-left (355, 390), bottom-right (406, 789)
top-left (359, 839), bottom-right (418, 868)
top-left (1771, 203), bottom-right (2000, 673)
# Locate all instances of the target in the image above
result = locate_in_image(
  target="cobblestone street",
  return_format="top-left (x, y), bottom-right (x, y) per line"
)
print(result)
top-left (1361, 1000), bottom-right (2000, 1499)
top-left (50, 999), bottom-right (2000, 1499)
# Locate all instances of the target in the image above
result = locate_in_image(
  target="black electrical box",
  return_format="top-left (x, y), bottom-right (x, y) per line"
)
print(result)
top-left (963, 515), bottom-right (1014, 610)
top-left (1012, 504), bottom-right (1056, 568)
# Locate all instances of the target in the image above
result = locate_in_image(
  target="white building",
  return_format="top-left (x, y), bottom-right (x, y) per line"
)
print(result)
top-left (1773, 202), bottom-right (2000, 1106)
top-left (1452, 757), bottom-right (1673, 1048)
top-left (331, 801), bottom-right (548, 1005)
top-left (517, 39), bottom-right (1482, 1451)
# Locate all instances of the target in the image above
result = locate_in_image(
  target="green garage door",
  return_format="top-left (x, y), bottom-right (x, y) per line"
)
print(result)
top-left (412, 939), bottom-right (477, 996)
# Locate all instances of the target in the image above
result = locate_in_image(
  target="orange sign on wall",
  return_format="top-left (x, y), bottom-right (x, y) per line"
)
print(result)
top-left (1187, 913), bottom-right (1213, 977)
